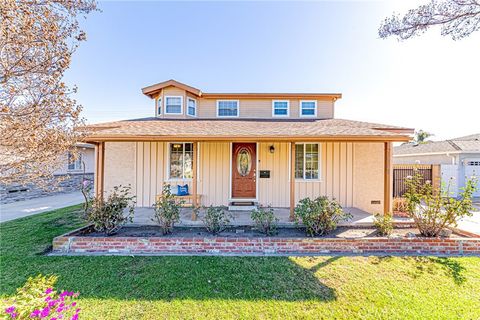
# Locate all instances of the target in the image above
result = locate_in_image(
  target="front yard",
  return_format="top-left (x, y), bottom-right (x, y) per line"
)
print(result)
top-left (1, 205), bottom-right (480, 319)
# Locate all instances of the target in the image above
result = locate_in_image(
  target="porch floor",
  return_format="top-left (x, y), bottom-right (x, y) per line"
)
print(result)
top-left (129, 207), bottom-right (411, 227)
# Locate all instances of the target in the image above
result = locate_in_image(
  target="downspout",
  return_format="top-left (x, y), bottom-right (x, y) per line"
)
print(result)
top-left (446, 153), bottom-right (456, 165)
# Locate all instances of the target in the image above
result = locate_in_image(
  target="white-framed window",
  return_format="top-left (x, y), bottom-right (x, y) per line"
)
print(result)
top-left (165, 96), bottom-right (183, 114)
top-left (295, 143), bottom-right (320, 180)
top-left (168, 142), bottom-right (193, 179)
top-left (187, 98), bottom-right (197, 117)
top-left (67, 152), bottom-right (82, 171)
top-left (300, 100), bottom-right (317, 117)
top-left (156, 98), bottom-right (162, 116)
top-left (217, 100), bottom-right (239, 117)
top-left (272, 100), bottom-right (289, 117)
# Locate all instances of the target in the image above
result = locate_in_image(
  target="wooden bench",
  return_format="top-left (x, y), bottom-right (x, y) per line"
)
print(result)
top-left (155, 194), bottom-right (202, 208)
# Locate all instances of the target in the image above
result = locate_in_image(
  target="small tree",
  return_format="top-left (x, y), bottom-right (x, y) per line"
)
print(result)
top-left (251, 206), bottom-right (279, 236)
top-left (294, 196), bottom-right (352, 237)
top-left (379, 0), bottom-right (480, 41)
top-left (413, 130), bottom-right (434, 144)
top-left (404, 172), bottom-right (476, 237)
top-left (85, 185), bottom-right (135, 235)
top-left (201, 205), bottom-right (232, 235)
top-left (152, 184), bottom-right (183, 235)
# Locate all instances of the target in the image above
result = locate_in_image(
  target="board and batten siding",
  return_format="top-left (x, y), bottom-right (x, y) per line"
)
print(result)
top-left (103, 141), bottom-right (384, 212)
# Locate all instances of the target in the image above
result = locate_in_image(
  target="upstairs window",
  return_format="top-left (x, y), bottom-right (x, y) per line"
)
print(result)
top-left (217, 100), bottom-right (239, 117)
top-left (156, 98), bottom-right (162, 116)
top-left (300, 100), bottom-right (317, 117)
top-left (272, 100), bottom-right (289, 116)
top-left (165, 96), bottom-right (183, 114)
top-left (67, 152), bottom-right (82, 171)
top-left (187, 98), bottom-right (197, 117)
top-left (295, 143), bottom-right (320, 180)
top-left (169, 143), bottom-right (193, 179)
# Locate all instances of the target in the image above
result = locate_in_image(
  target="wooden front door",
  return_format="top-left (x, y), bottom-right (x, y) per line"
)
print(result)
top-left (232, 143), bottom-right (256, 198)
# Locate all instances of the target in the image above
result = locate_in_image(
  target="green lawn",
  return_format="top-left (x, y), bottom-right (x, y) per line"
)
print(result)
top-left (1, 205), bottom-right (479, 319)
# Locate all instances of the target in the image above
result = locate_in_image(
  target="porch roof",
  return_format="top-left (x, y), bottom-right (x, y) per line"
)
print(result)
top-left (83, 118), bottom-right (413, 142)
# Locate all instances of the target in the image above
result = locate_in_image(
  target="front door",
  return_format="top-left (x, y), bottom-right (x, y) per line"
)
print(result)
top-left (232, 143), bottom-right (256, 198)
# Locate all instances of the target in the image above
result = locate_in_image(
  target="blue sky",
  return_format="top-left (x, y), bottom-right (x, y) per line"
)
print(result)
top-left (65, 1), bottom-right (480, 140)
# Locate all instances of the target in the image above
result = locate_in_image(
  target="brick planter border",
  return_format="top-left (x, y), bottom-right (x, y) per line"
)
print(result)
top-left (51, 226), bottom-right (480, 256)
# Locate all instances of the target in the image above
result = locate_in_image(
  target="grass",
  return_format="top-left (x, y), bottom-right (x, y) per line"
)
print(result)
top-left (1, 205), bottom-right (479, 319)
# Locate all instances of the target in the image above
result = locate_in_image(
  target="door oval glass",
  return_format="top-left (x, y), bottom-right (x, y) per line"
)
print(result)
top-left (237, 148), bottom-right (252, 177)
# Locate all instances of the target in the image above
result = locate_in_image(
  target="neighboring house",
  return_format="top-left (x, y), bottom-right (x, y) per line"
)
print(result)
top-left (0, 144), bottom-right (95, 204)
top-left (394, 134), bottom-right (480, 197)
top-left (85, 80), bottom-right (413, 215)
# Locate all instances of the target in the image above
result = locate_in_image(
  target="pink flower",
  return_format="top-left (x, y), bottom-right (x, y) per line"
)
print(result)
top-left (70, 314), bottom-right (78, 320)
top-left (10, 312), bottom-right (17, 318)
top-left (45, 296), bottom-right (51, 302)
top-left (82, 180), bottom-right (90, 188)
top-left (40, 307), bottom-right (50, 318)
top-left (30, 309), bottom-right (41, 317)
top-left (5, 306), bottom-right (15, 314)
top-left (71, 302), bottom-right (76, 307)
top-left (45, 288), bottom-right (53, 295)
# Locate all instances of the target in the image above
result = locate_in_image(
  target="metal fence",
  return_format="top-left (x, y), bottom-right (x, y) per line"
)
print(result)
top-left (393, 165), bottom-right (433, 198)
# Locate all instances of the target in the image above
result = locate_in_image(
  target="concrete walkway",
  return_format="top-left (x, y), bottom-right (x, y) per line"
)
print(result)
top-left (0, 192), bottom-right (84, 223)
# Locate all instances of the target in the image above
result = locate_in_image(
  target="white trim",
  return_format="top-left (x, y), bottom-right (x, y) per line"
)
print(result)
top-left (166, 142), bottom-right (194, 181)
top-left (164, 96), bottom-right (184, 115)
top-left (187, 97), bottom-right (197, 117)
top-left (272, 100), bottom-right (290, 117)
top-left (299, 100), bottom-right (317, 117)
top-left (216, 100), bottom-right (240, 118)
top-left (229, 142), bottom-right (258, 201)
top-left (156, 97), bottom-right (162, 117)
top-left (294, 142), bottom-right (322, 181)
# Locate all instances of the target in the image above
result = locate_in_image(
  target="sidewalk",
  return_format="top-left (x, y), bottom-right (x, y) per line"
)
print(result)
top-left (0, 192), bottom-right (84, 223)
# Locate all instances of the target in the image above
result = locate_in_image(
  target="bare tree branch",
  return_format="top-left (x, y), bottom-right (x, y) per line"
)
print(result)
top-left (379, 0), bottom-right (480, 40)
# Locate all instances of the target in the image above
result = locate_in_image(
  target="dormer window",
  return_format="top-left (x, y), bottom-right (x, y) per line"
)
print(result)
top-left (187, 98), bottom-right (197, 117)
top-left (300, 100), bottom-right (317, 117)
top-left (165, 96), bottom-right (183, 114)
top-left (156, 98), bottom-right (162, 116)
top-left (217, 100), bottom-right (239, 117)
top-left (272, 100), bottom-right (289, 117)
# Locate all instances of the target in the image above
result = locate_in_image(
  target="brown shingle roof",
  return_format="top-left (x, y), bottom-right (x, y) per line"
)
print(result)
top-left (84, 118), bottom-right (412, 142)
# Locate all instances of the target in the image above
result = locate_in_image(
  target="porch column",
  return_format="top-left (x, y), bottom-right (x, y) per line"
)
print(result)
top-left (383, 141), bottom-right (392, 214)
top-left (191, 141), bottom-right (198, 221)
top-left (95, 142), bottom-right (105, 199)
top-left (290, 142), bottom-right (295, 220)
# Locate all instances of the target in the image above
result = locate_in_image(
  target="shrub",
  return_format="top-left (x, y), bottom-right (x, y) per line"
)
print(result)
top-left (2, 275), bottom-right (80, 320)
top-left (251, 206), bottom-right (279, 236)
top-left (294, 196), bottom-right (352, 236)
top-left (373, 213), bottom-right (393, 236)
top-left (85, 185), bottom-right (135, 235)
top-left (393, 197), bottom-right (408, 213)
top-left (201, 205), bottom-right (232, 235)
top-left (152, 184), bottom-right (183, 234)
top-left (404, 172), bottom-right (477, 237)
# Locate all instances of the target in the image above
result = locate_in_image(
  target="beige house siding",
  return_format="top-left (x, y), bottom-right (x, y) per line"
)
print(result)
top-left (353, 142), bottom-right (384, 213)
top-left (103, 141), bottom-right (385, 212)
top-left (104, 142), bottom-right (136, 196)
top-left (152, 87), bottom-right (335, 119)
top-left (54, 148), bottom-right (95, 175)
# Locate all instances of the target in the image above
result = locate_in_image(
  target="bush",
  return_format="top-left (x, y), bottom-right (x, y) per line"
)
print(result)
top-left (152, 184), bottom-right (183, 235)
top-left (251, 206), bottom-right (279, 236)
top-left (201, 205), bottom-right (232, 235)
top-left (294, 196), bottom-right (352, 236)
top-left (393, 197), bottom-right (408, 213)
top-left (404, 173), bottom-right (477, 237)
top-left (2, 275), bottom-right (80, 320)
top-left (85, 185), bottom-right (135, 235)
top-left (373, 213), bottom-right (393, 236)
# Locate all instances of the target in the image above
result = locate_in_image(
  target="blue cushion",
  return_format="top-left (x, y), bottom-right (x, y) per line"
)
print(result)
top-left (177, 184), bottom-right (189, 196)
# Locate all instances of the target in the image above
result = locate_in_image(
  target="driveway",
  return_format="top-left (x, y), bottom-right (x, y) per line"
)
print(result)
top-left (0, 192), bottom-right (84, 223)
top-left (457, 202), bottom-right (480, 236)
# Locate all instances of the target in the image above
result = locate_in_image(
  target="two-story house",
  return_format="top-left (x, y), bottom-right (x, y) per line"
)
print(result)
top-left (85, 80), bottom-right (413, 218)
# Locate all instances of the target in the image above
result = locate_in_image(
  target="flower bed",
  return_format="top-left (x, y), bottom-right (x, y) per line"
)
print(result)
top-left (52, 226), bottom-right (480, 256)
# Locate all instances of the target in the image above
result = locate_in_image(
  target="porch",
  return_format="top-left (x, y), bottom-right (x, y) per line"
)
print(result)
top-left (129, 207), bottom-right (411, 227)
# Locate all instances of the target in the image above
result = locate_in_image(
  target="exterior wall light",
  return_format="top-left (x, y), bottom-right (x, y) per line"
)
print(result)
top-left (269, 145), bottom-right (275, 154)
